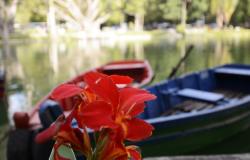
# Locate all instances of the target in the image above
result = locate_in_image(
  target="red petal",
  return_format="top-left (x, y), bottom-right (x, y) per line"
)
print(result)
top-left (110, 75), bottom-right (133, 85)
top-left (35, 123), bottom-right (58, 144)
top-left (119, 88), bottom-right (156, 116)
top-left (35, 115), bottom-right (65, 144)
top-left (126, 146), bottom-right (142, 160)
top-left (78, 101), bottom-right (116, 130)
top-left (50, 84), bottom-right (83, 100)
top-left (84, 72), bottom-right (119, 107)
top-left (126, 118), bottom-right (154, 141)
top-left (99, 139), bottom-right (127, 160)
top-left (128, 103), bottom-right (145, 117)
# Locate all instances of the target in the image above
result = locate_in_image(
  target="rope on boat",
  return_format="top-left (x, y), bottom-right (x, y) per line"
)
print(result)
top-left (168, 45), bottom-right (194, 79)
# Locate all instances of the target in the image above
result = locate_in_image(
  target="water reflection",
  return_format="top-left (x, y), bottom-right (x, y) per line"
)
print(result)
top-left (1, 35), bottom-right (250, 122)
top-left (49, 39), bottom-right (59, 75)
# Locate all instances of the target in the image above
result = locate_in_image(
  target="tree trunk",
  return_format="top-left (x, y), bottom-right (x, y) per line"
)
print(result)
top-left (0, 0), bottom-right (18, 37)
top-left (181, 0), bottom-right (187, 30)
top-left (134, 13), bottom-right (144, 32)
top-left (216, 11), bottom-right (224, 28)
top-left (47, 0), bottom-right (57, 39)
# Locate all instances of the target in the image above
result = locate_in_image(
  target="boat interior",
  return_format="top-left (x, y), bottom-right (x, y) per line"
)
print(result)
top-left (98, 61), bottom-right (149, 84)
top-left (142, 64), bottom-right (250, 119)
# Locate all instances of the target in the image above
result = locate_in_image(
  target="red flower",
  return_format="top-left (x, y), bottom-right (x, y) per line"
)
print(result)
top-left (36, 71), bottom-right (156, 160)
top-left (79, 72), bottom-right (156, 141)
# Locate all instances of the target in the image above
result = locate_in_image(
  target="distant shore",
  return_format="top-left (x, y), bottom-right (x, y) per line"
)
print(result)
top-left (1, 27), bottom-right (250, 42)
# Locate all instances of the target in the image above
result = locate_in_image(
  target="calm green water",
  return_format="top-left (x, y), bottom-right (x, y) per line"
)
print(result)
top-left (1, 33), bottom-right (250, 159)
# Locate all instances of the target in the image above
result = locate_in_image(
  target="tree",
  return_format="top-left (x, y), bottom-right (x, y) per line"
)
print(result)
top-left (144, 0), bottom-right (208, 25)
top-left (0, 0), bottom-right (18, 69)
top-left (0, 0), bottom-right (18, 36)
top-left (104, 0), bottom-right (124, 25)
top-left (210, 0), bottom-right (239, 28)
top-left (54, 0), bottom-right (110, 32)
top-left (181, 0), bottom-right (188, 30)
top-left (47, 0), bottom-right (57, 38)
top-left (125, 0), bottom-right (148, 31)
top-left (160, 0), bottom-right (181, 23)
top-left (231, 0), bottom-right (250, 27)
top-left (144, 0), bottom-right (165, 24)
top-left (187, 0), bottom-right (208, 22)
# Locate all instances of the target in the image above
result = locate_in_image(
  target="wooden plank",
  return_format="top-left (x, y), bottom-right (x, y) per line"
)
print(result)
top-left (177, 88), bottom-right (224, 103)
top-left (102, 63), bottom-right (145, 70)
top-left (215, 68), bottom-right (250, 76)
top-left (215, 89), bottom-right (247, 99)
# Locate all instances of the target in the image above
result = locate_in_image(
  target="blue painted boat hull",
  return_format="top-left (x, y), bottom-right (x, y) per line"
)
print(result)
top-left (137, 64), bottom-right (250, 156)
top-left (138, 99), bottom-right (250, 156)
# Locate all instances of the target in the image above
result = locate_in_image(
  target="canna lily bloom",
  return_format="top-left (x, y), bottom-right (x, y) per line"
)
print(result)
top-left (38, 72), bottom-right (155, 160)
top-left (78, 72), bottom-right (156, 141)
top-left (36, 73), bottom-right (133, 142)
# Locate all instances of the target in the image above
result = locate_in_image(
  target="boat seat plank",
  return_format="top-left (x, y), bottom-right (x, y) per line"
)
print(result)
top-left (102, 63), bottom-right (145, 70)
top-left (215, 68), bottom-right (250, 76)
top-left (177, 88), bottom-right (224, 103)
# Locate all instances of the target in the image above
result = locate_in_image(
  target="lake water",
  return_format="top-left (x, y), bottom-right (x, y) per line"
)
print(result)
top-left (1, 32), bottom-right (250, 159)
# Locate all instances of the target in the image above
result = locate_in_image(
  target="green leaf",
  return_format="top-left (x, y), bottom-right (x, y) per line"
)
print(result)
top-left (49, 144), bottom-right (76, 160)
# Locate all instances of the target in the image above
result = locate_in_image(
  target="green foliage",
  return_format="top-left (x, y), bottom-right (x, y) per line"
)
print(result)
top-left (2, 0), bottom-right (15, 5)
top-left (231, 0), bottom-right (250, 25)
top-left (144, 0), bottom-right (209, 24)
top-left (144, 0), bottom-right (165, 23)
top-left (9, 0), bottom-right (250, 29)
top-left (103, 0), bottom-right (123, 25)
top-left (16, 0), bottom-right (46, 23)
top-left (125, 0), bottom-right (148, 15)
top-left (160, 0), bottom-right (181, 23)
top-left (187, 0), bottom-right (209, 21)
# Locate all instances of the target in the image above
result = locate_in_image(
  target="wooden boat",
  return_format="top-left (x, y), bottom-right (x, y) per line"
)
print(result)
top-left (7, 60), bottom-right (153, 160)
top-left (138, 64), bottom-right (250, 156)
top-left (96, 60), bottom-right (153, 88)
top-left (12, 60), bottom-right (153, 129)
